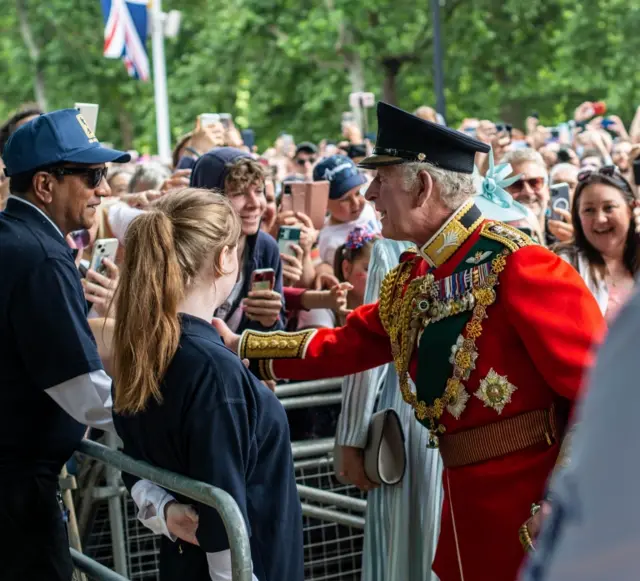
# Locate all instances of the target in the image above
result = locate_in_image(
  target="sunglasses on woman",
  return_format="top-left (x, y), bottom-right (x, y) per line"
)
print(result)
top-left (506, 177), bottom-right (546, 192)
top-left (577, 165), bottom-right (633, 193)
top-left (48, 166), bottom-right (108, 189)
top-left (577, 165), bottom-right (618, 182)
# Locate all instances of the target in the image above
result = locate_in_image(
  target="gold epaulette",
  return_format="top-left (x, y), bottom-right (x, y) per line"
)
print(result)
top-left (480, 221), bottom-right (535, 253)
top-left (238, 329), bottom-right (316, 360)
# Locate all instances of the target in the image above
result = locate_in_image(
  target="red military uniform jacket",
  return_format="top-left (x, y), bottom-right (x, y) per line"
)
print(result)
top-left (240, 200), bottom-right (605, 581)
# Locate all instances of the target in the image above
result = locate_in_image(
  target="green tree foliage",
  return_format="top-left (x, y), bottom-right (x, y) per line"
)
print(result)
top-left (0, 0), bottom-right (638, 151)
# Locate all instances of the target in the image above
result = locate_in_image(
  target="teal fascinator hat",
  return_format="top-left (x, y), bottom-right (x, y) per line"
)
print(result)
top-left (473, 149), bottom-right (530, 222)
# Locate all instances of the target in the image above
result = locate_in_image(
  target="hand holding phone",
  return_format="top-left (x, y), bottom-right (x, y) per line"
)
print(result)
top-left (549, 183), bottom-right (571, 222)
top-left (82, 257), bottom-right (119, 317)
top-left (244, 270), bottom-right (281, 327)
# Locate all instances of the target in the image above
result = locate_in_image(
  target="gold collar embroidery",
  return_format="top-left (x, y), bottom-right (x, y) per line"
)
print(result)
top-left (418, 200), bottom-right (484, 268)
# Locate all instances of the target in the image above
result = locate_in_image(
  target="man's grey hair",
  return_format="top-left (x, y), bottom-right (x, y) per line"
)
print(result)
top-left (549, 163), bottom-right (579, 184)
top-left (499, 148), bottom-right (546, 169)
top-left (402, 161), bottom-right (476, 210)
top-left (129, 161), bottom-right (171, 193)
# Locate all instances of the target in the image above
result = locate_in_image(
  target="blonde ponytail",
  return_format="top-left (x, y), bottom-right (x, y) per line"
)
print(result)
top-left (113, 188), bottom-right (241, 414)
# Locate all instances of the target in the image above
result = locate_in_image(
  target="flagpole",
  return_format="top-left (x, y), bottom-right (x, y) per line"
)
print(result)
top-left (150, 0), bottom-right (171, 161)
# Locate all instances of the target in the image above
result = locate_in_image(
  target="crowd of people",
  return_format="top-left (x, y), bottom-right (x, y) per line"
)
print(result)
top-left (1, 96), bottom-right (639, 581)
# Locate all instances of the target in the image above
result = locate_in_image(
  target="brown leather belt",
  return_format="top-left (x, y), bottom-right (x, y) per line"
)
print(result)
top-left (439, 406), bottom-right (563, 469)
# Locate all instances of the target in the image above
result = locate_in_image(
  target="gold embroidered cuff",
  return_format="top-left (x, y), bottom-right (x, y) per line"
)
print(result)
top-left (239, 329), bottom-right (317, 360)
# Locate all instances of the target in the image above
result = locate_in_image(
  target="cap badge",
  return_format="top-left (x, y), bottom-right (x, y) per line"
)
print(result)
top-left (417, 153), bottom-right (426, 161)
top-left (76, 114), bottom-right (98, 144)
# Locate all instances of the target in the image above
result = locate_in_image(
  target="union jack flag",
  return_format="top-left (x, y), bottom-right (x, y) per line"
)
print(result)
top-left (101, 0), bottom-right (150, 81)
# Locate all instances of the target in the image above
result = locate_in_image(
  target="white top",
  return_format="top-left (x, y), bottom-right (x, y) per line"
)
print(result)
top-left (297, 307), bottom-right (336, 330)
top-left (108, 202), bottom-right (145, 244)
top-left (317, 203), bottom-right (380, 265)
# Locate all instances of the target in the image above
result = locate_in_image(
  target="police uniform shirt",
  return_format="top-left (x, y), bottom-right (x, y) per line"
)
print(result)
top-left (113, 313), bottom-right (304, 581)
top-left (0, 197), bottom-right (109, 477)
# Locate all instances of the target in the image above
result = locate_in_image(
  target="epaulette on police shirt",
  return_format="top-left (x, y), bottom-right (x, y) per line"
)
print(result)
top-left (479, 221), bottom-right (535, 253)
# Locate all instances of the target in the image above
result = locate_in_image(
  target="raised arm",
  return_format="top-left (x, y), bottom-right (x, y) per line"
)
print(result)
top-left (214, 299), bottom-right (393, 382)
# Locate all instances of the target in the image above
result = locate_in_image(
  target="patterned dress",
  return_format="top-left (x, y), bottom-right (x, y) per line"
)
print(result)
top-left (335, 238), bottom-right (443, 581)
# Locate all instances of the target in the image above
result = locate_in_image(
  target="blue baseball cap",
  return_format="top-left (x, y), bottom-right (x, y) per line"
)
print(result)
top-left (313, 154), bottom-right (367, 200)
top-left (2, 109), bottom-right (130, 177)
top-left (190, 147), bottom-right (251, 191)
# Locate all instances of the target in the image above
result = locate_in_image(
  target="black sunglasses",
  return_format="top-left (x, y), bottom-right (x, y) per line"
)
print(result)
top-left (49, 166), bottom-right (108, 189)
top-left (296, 157), bottom-right (317, 166)
top-left (577, 164), bottom-right (618, 181)
top-left (577, 164), bottom-right (633, 190)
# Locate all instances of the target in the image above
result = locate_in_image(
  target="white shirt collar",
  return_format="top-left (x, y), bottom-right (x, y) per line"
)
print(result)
top-left (8, 195), bottom-right (65, 239)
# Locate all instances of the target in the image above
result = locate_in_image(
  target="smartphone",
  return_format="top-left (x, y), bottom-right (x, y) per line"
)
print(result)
top-left (198, 113), bottom-right (221, 127)
top-left (288, 181), bottom-right (330, 230)
top-left (550, 183), bottom-right (571, 222)
top-left (280, 182), bottom-right (294, 212)
top-left (601, 118), bottom-right (615, 130)
top-left (89, 238), bottom-right (119, 276)
top-left (349, 92), bottom-right (376, 109)
top-left (70, 229), bottom-right (91, 249)
top-left (219, 113), bottom-right (233, 129)
top-left (250, 268), bottom-right (275, 292)
top-left (278, 226), bottom-right (302, 257)
top-left (74, 103), bottom-right (99, 134)
top-left (633, 159), bottom-right (640, 186)
top-left (241, 129), bottom-right (255, 150)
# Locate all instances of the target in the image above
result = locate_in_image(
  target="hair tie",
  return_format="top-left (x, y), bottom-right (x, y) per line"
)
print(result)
top-left (344, 226), bottom-right (379, 251)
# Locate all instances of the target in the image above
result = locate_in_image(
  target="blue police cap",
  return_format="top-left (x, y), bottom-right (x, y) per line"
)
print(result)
top-left (2, 109), bottom-right (131, 177)
top-left (359, 102), bottom-right (490, 173)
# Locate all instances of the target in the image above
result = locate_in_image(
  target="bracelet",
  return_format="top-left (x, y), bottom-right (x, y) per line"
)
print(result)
top-left (519, 521), bottom-right (536, 553)
top-left (185, 146), bottom-right (201, 158)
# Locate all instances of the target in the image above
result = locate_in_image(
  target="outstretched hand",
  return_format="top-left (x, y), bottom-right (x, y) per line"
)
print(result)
top-left (211, 318), bottom-right (241, 353)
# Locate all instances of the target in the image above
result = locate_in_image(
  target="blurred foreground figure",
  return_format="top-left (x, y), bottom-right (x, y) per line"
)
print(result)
top-left (520, 282), bottom-right (640, 581)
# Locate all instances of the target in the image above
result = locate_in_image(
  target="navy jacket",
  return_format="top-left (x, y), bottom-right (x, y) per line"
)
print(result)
top-left (114, 314), bottom-right (303, 581)
top-left (0, 198), bottom-right (102, 477)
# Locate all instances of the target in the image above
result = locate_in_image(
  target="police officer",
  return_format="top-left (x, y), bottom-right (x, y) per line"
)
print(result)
top-left (0, 109), bottom-right (130, 580)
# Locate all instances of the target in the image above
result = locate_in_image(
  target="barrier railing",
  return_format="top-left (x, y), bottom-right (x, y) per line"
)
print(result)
top-left (78, 439), bottom-right (253, 581)
top-left (71, 548), bottom-right (130, 581)
top-left (75, 378), bottom-right (364, 580)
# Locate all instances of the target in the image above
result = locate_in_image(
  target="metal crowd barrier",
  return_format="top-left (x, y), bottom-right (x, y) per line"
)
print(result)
top-left (77, 439), bottom-right (253, 581)
top-left (76, 377), bottom-right (366, 581)
top-left (71, 548), bottom-right (130, 581)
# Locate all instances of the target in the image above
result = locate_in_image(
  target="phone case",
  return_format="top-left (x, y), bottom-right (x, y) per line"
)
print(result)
top-left (288, 182), bottom-right (330, 230)
top-left (90, 238), bottom-right (119, 276)
top-left (278, 227), bottom-right (302, 256)
top-left (550, 185), bottom-right (571, 221)
top-left (251, 269), bottom-right (275, 292)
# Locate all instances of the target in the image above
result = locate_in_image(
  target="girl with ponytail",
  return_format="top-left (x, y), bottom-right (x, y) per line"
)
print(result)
top-left (112, 189), bottom-right (303, 581)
